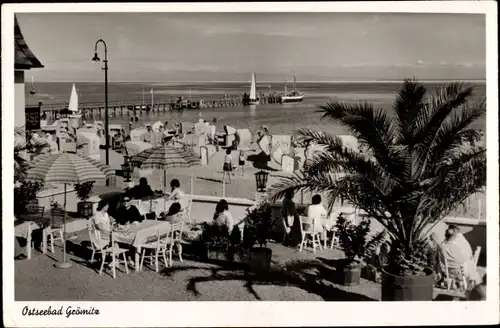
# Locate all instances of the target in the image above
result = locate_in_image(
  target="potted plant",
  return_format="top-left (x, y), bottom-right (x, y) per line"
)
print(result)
top-left (268, 79), bottom-right (486, 300)
top-left (74, 181), bottom-right (95, 218)
top-left (14, 181), bottom-right (44, 216)
top-left (334, 213), bottom-right (386, 286)
top-left (200, 222), bottom-right (230, 261)
top-left (242, 203), bottom-right (273, 272)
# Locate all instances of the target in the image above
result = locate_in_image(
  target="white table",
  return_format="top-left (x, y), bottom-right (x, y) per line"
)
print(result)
top-left (113, 220), bottom-right (171, 271)
top-left (15, 221), bottom-right (45, 259)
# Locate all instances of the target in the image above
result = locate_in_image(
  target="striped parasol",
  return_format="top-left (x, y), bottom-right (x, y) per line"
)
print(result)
top-left (27, 153), bottom-right (111, 184)
top-left (130, 145), bottom-right (201, 170)
top-left (25, 152), bottom-right (114, 269)
top-left (130, 145), bottom-right (201, 193)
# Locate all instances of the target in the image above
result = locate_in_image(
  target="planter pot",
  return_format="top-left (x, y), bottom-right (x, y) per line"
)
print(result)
top-left (381, 268), bottom-right (434, 301)
top-left (77, 201), bottom-right (94, 218)
top-left (27, 199), bottom-right (39, 208)
top-left (362, 264), bottom-right (382, 283)
top-left (248, 247), bottom-right (272, 272)
top-left (336, 259), bottom-right (362, 286)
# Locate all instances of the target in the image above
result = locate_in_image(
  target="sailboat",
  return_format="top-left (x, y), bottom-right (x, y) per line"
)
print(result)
top-left (68, 84), bottom-right (82, 120)
top-left (29, 76), bottom-right (37, 95)
top-left (248, 72), bottom-right (260, 105)
top-left (280, 74), bottom-right (304, 103)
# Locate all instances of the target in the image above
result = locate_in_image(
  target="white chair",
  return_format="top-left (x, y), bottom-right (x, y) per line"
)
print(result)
top-left (298, 216), bottom-right (322, 253)
top-left (166, 221), bottom-right (184, 266)
top-left (443, 258), bottom-right (468, 291)
top-left (44, 209), bottom-right (65, 254)
top-left (328, 227), bottom-right (340, 249)
top-left (88, 223), bottom-right (129, 279)
top-left (181, 198), bottom-right (193, 224)
top-left (473, 246), bottom-right (481, 266)
top-left (139, 228), bottom-right (170, 272)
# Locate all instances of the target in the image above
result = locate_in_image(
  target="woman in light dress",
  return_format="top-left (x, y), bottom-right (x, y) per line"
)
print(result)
top-left (92, 199), bottom-right (113, 248)
top-left (213, 199), bottom-right (234, 233)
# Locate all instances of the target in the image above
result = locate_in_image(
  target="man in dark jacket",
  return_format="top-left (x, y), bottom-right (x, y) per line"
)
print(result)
top-left (115, 196), bottom-right (143, 225)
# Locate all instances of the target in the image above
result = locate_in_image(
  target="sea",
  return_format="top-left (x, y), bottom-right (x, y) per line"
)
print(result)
top-left (26, 81), bottom-right (487, 135)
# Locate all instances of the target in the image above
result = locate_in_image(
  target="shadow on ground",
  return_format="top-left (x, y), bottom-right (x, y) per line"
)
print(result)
top-left (160, 257), bottom-right (376, 301)
top-left (247, 152), bottom-right (278, 171)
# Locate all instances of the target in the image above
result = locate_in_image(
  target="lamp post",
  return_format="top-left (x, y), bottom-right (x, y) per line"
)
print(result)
top-left (121, 156), bottom-right (132, 183)
top-left (255, 169), bottom-right (269, 192)
top-left (92, 39), bottom-right (109, 167)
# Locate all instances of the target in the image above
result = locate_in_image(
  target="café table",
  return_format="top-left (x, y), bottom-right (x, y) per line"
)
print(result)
top-left (113, 220), bottom-right (172, 271)
top-left (136, 197), bottom-right (176, 217)
top-left (15, 220), bottom-right (46, 259)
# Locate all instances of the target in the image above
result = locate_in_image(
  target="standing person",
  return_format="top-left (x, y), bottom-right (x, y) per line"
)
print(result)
top-left (222, 148), bottom-right (233, 183)
top-left (235, 150), bottom-right (246, 176)
top-left (281, 190), bottom-right (300, 247)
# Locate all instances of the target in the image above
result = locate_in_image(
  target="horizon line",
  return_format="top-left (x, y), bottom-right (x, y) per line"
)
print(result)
top-left (31, 79), bottom-right (487, 84)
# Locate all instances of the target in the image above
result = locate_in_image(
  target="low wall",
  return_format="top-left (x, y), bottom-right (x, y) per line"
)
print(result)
top-left (37, 185), bottom-right (79, 213)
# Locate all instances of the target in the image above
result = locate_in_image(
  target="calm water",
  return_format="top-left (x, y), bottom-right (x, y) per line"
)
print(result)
top-left (27, 81), bottom-right (486, 135)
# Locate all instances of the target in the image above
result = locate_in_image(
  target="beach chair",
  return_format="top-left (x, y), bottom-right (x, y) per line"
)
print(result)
top-left (298, 216), bottom-right (322, 253)
top-left (88, 223), bottom-right (129, 279)
top-left (139, 228), bottom-right (171, 272)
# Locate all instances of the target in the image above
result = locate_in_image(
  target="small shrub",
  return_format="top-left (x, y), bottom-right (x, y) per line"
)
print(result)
top-left (74, 181), bottom-right (95, 202)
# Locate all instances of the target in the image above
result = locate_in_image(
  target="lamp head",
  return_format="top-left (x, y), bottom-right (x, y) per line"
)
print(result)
top-left (92, 52), bottom-right (100, 62)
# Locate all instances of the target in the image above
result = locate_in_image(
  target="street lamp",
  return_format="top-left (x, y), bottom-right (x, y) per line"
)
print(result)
top-left (121, 156), bottom-right (132, 182)
top-left (255, 170), bottom-right (269, 192)
top-left (92, 39), bottom-right (109, 167)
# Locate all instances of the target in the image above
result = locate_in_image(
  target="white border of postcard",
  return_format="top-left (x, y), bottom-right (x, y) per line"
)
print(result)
top-left (2, 2), bottom-right (499, 327)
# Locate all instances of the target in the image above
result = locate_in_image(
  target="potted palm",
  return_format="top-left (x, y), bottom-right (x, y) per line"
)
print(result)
top-left (242, 203), bottom-right (273, 272)
top-left (334, 213), bottom-right (385, 286)
top-left (74, 181), bottom-right (95, 218)
top-left (268, 79), bottom-right (486, 301)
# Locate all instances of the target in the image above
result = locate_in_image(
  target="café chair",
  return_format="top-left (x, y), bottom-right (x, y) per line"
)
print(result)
top-left (43, 209), bottom-right (65, 254)
top-left (88, 223), bottom-right (129, 279)
top-left (139, 228), bottom-right (171, 272)
top-left (298, 216), bottom-right (322, 253)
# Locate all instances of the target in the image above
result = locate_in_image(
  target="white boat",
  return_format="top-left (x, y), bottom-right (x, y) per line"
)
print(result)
top-left (68, 83), bottom-right (82, 118)
top-left (29, 76), bottom-right (37, 95)
top-left (280, 75), bottom-right (304, 103)
top-left (249, 73), bottom-right (260, 105)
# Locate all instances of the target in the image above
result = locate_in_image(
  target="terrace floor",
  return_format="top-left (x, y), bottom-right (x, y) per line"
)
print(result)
top-left (14, 228), bottom-right (485, 302)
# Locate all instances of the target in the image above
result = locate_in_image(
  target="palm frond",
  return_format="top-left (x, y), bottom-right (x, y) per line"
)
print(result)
top-left (393, 79), bottom-right (428, 143)
top-left (317, 102), bottom-right (400, 170)
top-left (412, 82), bottom-right (474, 148)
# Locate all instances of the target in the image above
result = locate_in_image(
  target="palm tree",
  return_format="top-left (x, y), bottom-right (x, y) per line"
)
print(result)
top-left (14, 127), bottom-right (49, 182)
top-left (268, 79), bottom-right (486, 276)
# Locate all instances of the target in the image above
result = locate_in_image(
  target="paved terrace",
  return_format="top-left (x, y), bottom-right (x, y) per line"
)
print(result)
top-left (15, 200), bottom-right (485, 302)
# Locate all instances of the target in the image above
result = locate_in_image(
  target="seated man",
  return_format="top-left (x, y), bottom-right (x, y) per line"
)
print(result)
top-left (127, 177), bottom-right (154, 200)
top-left (437, 225), bottom-right (480, 288)
top-left (115, 196), bottom-right (143, 225)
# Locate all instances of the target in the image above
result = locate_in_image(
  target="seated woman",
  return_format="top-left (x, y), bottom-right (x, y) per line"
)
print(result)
top-left (92, 199), bottom-right (113, 247)
top-left (213, 199), bottom-right (234, 233)
top-left (128, 177), bottom-right (154, 200)
top-left (160, 202), bottom-right (183, 223)
top-left (306, 194), bottom-right (328, 232)
top-left (167, 179), bottom-right (185, 204)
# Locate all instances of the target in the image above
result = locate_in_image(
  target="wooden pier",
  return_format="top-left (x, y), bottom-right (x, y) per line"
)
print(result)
top-left (39, 93), bottom-right (284, 122)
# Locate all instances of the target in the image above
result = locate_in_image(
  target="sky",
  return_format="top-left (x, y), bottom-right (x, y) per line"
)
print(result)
top-left (16, 12), bottom-right (486, 82)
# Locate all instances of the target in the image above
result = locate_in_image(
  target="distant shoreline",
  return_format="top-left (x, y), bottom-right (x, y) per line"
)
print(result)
top-left (30, 79), bottom-right (487, 84)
